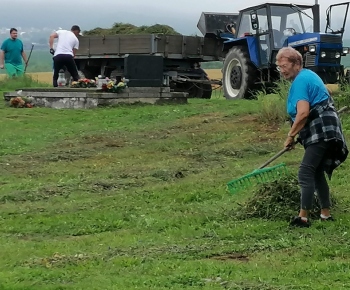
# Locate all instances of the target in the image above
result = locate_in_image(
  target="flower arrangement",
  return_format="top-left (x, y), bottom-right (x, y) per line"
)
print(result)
top-left (101, 80), bottom-right (126, 93)
top-left (9, 96), bottom-right (34, 108)
top-left (71, 78), bottom-right (96, 88)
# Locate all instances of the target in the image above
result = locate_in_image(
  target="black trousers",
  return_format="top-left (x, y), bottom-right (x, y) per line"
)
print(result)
top-left (298, 141), bottom-right (331, 210)
top-left (53, 54), bottom-right (79, 87)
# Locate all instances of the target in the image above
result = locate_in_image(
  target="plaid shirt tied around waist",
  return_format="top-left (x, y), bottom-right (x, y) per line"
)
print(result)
top-left (298, 98), bottom-right (348, 179)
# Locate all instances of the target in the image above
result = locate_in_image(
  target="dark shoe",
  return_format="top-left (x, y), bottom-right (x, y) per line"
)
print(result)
top-left (289, 216), bottom-right (311, 228)
top-left (320, 216), bottom-right (335, 221)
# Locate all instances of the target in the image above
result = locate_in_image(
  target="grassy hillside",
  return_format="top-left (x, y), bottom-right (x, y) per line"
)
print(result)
top-left (0, 78), bottom-right (350, 289)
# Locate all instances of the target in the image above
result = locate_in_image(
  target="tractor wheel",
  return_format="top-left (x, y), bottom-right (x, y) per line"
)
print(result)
top-left (222, 47), bottom-right (256, 99)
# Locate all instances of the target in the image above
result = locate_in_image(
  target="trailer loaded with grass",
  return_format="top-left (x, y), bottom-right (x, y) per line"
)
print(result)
top-left (74, 13), bottom-right (238, 99)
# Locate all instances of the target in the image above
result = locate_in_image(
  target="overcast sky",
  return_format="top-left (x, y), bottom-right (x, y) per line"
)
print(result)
top-left (1, 0), bottom-right (348, 35)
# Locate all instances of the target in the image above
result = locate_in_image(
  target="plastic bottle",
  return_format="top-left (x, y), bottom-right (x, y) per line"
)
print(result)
top-left (97, 75), bottom-right (103, 89)
top-left (57, 70), bottom-right (66, 87)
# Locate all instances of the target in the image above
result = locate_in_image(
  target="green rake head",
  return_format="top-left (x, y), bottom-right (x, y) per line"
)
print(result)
top-left (227, 163), bottom-right (288, 194)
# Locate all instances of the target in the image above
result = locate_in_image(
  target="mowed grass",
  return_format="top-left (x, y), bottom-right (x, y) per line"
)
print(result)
top-left (0, 79), bottom-right (350, 289)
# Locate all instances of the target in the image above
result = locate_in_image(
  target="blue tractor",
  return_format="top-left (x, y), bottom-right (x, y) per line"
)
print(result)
top-left (219, 2), bottom-right (350, 99)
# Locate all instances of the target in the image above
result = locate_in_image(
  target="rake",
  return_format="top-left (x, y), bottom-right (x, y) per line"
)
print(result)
top-left (227, 147), bottom-right (289, 194)
top-left (227, 106), bottom-right (348, 194)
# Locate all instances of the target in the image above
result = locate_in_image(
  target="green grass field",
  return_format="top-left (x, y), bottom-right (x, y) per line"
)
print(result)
top-left (1, 78), bottom-right (350, 289)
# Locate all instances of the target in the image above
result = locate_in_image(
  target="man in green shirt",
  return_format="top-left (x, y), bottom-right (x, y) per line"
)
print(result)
top-left (0, 28), bottom-right (28, 77)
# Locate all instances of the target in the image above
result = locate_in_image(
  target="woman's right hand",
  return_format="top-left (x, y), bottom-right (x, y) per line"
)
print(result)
top-left (284, 136), bottom-right (295, 150)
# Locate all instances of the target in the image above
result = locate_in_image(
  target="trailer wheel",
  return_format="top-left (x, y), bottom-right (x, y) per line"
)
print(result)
top-left (223, 47), bottom-right (256, 99)
top-left (173, 75), bottom-right (212, 99)
top-left (191, 80), bottom-right (212, 99)
top-left (201, 83), bottom-right (212, 99)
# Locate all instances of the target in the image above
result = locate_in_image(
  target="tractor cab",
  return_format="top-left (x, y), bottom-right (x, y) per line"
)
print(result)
top-left (235, 3), bottom-right (318, 66)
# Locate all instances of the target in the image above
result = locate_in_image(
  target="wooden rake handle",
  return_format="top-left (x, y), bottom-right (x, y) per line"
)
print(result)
top-left (337, 106), bottom-right (348, 114)
top-left (258, 146), bottom-right (290, 169)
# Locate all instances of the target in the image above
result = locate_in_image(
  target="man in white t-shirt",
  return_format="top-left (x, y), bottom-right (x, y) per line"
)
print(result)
top-left (48, 25), bottom-right (80, 87)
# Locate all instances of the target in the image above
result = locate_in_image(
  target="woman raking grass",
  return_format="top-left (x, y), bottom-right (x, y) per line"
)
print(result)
top-left (276, 47), bottom-right (348, 228)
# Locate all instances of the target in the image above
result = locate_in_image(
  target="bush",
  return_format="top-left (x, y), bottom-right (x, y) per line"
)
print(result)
top-left (333, 83), bottom-right (350, 109)
top-left (256, 80), bottom-right (290, 124)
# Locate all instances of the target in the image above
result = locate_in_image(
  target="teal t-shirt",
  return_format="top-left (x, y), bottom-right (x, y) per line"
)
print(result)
top-left (287, 69), bottom-right (330, 121)
top-left (0, 38), bottom-right (24, 65)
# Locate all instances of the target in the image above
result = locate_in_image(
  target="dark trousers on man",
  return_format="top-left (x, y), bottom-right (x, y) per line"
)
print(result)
top-left (53, 54), bottom-right (79, 87)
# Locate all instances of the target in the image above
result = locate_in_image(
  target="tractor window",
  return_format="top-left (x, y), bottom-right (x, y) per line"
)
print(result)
top-left (257, 9), bottom-right (268, 32)
top-left (270, 6), bottom-right (314, 33)
top-left (286, 13), bottom-right (303, 33)
top-left (237, 13), bottom-right (252, 36)
top-left (237, 8), bottom-right (268, 36)
top-left (299, 9), bottom-right (314, 32)
top-left (271, 16), bottom-right (281, 31)
top-left (326, 4), bottom-right (348, 34)
top-left (286, 10), bottom-right (313, 33)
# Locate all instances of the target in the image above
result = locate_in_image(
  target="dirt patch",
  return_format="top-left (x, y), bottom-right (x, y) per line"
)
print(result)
top-left (16, 146), bottom-right (97, 163)
top-left (104, 244), bottom-right (212, 260)
top-left (4, 115), bottom-right (20, 119)
top-left (209, 253), bottom-right (249, 262)
top-left (166, 112), bottom-right (231, 132)
top-left (234, 115), bottom-right (258, 123)
top-left (149, 169), bottom-right (186, 181)
top-left (0, 185), bottom-right (72, 203)
top-left (41, 149), bottom-right (95, 162)
top-left (80, 134), bottom-right (127, 148)
top-left (91, 179), bottom-right (142, 191)
top-left (180, 143), bottom-right (276, 164)
top-left (22, 252), bottom-right (90, 268)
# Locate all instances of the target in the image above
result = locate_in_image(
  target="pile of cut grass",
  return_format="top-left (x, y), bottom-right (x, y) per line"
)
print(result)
top-left (237, 174), bottom-right (338, 220)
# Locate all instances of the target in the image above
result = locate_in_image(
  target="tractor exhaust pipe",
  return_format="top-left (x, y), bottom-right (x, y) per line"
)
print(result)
top-left (313, 0), bottom-right (320, 32)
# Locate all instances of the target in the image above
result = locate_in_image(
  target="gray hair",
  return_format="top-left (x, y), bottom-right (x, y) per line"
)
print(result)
top-left (276, 47), bottom-right (303, 67)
